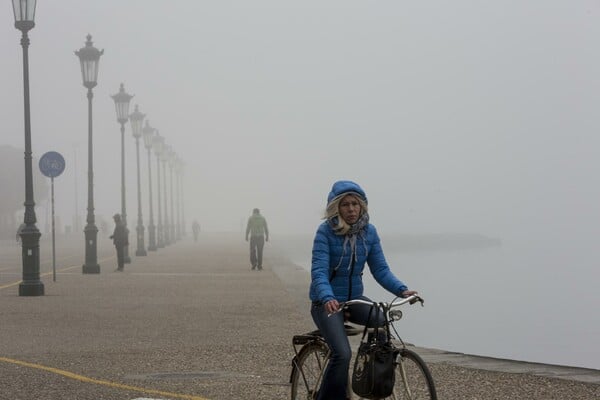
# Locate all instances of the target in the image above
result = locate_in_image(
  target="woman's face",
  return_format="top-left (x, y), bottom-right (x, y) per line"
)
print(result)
top-left (339, 194), bottom-right (361, 225)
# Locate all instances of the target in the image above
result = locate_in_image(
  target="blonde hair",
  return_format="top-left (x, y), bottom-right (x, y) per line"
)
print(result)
top-left (324, 193), bottom-right (368, 235)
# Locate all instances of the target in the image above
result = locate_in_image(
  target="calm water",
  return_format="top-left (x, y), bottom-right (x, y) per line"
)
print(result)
top-left (280, 236), bottom-right (600, 370)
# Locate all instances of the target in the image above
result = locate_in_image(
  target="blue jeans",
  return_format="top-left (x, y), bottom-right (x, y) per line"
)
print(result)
top-left (310, 296), bottom-right (386, 400)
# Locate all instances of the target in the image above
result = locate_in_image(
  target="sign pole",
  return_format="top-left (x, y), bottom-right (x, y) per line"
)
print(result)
top-left (39, 151), bottom-right (66, 283)
top-left (51, 176), bottom-right (56, 282)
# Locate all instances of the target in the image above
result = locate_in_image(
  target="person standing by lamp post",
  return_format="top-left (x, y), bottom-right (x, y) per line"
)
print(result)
top-left (110, 213), bottom-right (128, 271)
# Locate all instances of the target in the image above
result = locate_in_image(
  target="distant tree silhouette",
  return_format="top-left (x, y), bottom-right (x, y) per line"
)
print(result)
top-left (0, 145), bottom-right (48, 239)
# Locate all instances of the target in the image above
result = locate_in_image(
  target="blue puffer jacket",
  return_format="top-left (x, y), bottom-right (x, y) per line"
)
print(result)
top-left (309, 221), bottom-right (408, 303)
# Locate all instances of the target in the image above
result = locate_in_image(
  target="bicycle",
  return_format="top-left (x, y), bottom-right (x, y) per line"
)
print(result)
top-left (290, 294), bottom-right (437, 400)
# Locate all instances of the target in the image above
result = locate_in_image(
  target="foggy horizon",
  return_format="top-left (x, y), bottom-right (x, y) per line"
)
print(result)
top-left (2, 1), bottom-right (599, 242)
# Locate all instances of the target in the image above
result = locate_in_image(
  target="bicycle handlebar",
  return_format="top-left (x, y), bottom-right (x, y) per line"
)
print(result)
top-left (328, 294), bottom-right (424, 317)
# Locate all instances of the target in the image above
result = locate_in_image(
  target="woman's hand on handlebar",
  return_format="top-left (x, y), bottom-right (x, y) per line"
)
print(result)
top-left (401, 290), bottom-right (418, 298)
top-left (324, 299), bottom-right (340, 314)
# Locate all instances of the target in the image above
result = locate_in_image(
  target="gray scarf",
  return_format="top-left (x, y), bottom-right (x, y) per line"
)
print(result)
top-left (329, 213), bottom-right (370, 273)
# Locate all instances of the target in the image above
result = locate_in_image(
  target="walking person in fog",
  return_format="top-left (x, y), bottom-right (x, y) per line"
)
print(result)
top-left (110, 213), bottom-right (128, 271)
top-left (245, 208), bottom-right (269, 270)
top-left (192, 220), bottom-right (200, 242)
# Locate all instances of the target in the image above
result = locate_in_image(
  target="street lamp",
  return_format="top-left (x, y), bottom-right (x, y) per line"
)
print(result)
top-left (161, 144), bottom-right (171, 246)
top-left (75, 34), bottom-right (103, 274)
top-left (111, 83), bottom-right (133, 264)
top-left (129, 104), bottom-right (146, 256)
top-left (175, 156), bottom-right (182, 241)
top-left (142, 120), bottom-right (157, 251)
top-left (179, 159), bottom-right (187, 237)
top-left (168, 149), bottom-right (176, 243)
top-left (152, 132), bottom-right (165, 248)
top-left (13, 0), bottom-right (43, 295)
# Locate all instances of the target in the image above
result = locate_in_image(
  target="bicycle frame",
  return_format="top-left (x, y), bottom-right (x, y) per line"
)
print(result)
top-left (291, 295), bottom-right (432, 400)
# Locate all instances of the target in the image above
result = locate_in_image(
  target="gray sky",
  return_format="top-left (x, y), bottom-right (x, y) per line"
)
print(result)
top-left (1, 1), bottom-right (599, 239)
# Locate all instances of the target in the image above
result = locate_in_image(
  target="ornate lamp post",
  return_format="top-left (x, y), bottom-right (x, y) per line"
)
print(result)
top-left (168, 149), bottom-right (176, 242)
top-left (179, 160), bottom-right (187, 237)
top-left (175, 156), bottom-right (182, 241)
top-left (13, 0), bottom-right (43, 295)
top-left (152, 132), bottom-right (165, 248)
top-left (129, 104), bottom-right (146, 256)
top-left (111, 83), bottom-right (133, 263)
top-left (142, 120), bottom-right (157, 251)
top-left (76, 34), bottom-right (103, 274)
top-left (161, 144), bottom-right (171, 246)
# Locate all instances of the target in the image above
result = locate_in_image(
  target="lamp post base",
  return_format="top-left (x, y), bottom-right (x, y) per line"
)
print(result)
top-left (82, 264), bottom-right (100, 274)
top-left (19, 281), bottom-right (44, 296)
top-left (157, 226), bottom-right (165, 248)
top-left (147, 224), bottom-right (157, 251)
top-left (83, 224), bottom-right (100, 274)
top-left (19, 226), bottom-right (44, 296)
top-left (136, 225), bottom-right (147, 256)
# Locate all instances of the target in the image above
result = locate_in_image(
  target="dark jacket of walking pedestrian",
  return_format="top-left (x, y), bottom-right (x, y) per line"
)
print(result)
top-left (110, 214), bottom-right (128, 271)
top-left (192, 220), bottom-right (200, 242)
top-left (245, 208), bottom-right (269, 270)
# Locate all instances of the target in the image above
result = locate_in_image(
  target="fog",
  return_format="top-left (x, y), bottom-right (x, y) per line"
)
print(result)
top-left (2, 1), bottom-right (599, 242)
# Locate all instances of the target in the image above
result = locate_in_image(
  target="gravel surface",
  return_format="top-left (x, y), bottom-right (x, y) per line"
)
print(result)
top-left (428, 362), bottom-right (599, 400)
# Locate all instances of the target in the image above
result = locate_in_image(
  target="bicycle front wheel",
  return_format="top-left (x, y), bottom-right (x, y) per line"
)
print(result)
top-left (385, 348), bottom-right (437, 400)
top-left (290, 340), bottom-right (329, 400)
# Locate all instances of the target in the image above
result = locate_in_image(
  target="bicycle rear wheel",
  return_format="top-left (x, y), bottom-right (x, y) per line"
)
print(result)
top-left (385, 348), bottom-right (437, 400)
top-left (290, 340), bottom-right (329, 400)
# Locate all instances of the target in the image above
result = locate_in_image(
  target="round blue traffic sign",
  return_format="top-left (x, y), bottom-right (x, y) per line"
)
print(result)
top-left (39, 151), bottom-right (66, 178)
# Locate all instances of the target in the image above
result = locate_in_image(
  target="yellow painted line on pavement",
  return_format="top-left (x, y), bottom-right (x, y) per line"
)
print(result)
top-left (1, 253), bottom-right (83, 271)
top-left (0, 357), bottom-right (210, 400)
top-left (0, 282), bottom-right (19, 290)
top-left (0, 255), bottom-right (114, 290)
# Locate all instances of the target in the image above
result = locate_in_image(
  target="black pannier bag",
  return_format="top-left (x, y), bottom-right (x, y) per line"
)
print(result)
top-left (351, 303), bottom-right (399, 399)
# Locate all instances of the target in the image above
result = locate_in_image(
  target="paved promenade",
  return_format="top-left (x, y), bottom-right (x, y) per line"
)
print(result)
top-left (1, 233), bottom-right (598, 400)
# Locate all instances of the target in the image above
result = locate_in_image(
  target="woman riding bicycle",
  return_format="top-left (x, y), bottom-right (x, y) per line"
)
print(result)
top-left (309, 180), bottom-right (418, 400)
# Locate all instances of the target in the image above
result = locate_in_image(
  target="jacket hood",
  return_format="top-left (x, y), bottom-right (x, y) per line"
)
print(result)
top-left (327, 180), bottom-right (367, 204)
